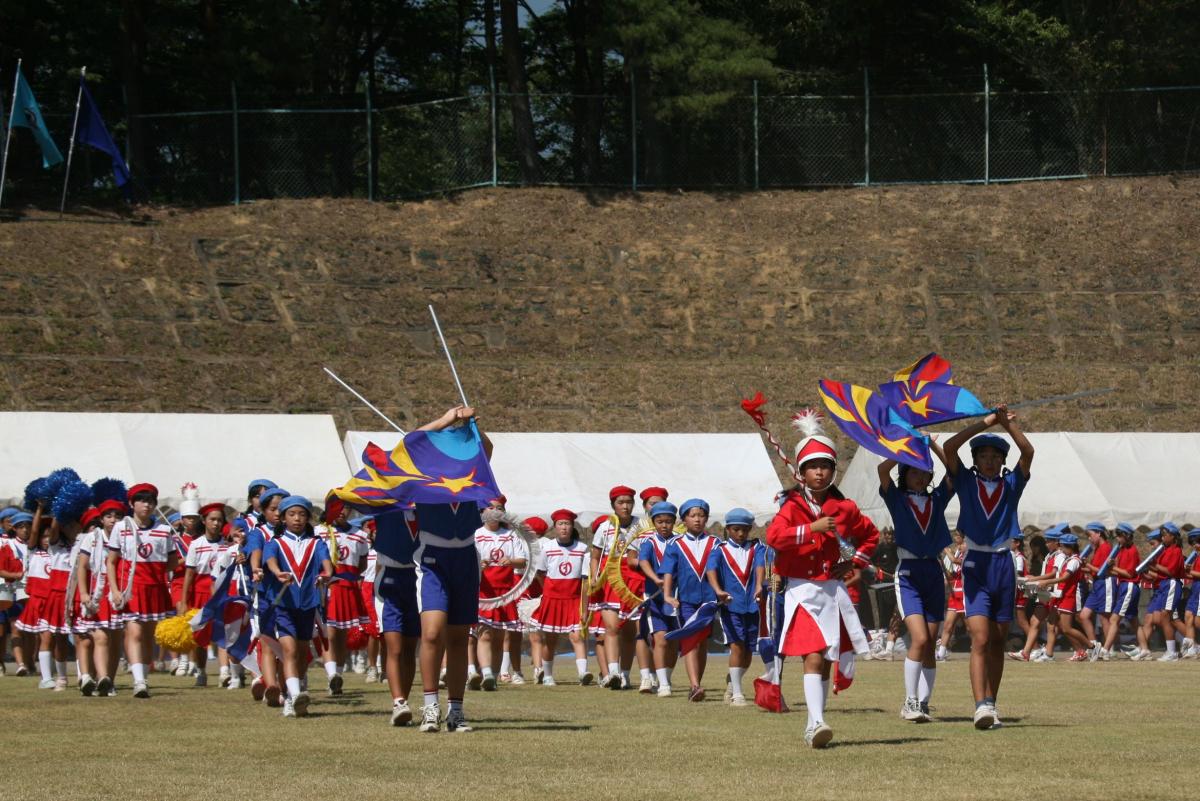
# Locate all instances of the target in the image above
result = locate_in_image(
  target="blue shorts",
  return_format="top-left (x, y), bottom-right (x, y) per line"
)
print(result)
top-left (1084, 577), bottom-right (1118, 614)
top-left (0, 600), bottom-right (23, 625)
top-left (719, 609), bottom-right (758, 646)
top-left (1115, 582), bottom-right (1141, 619)
top-left (256, 597), bottom-right (278, 639)
top-left (273, 606), bottom-right (317, 641)
top-left (1187, 587), bottom-right (1199, 617)
top-left (1147, 580), bottom-right (1180, 614)
top-left (894, 558), bottom-right (946, 623)
top-left (414, 543), bottom-right (479, 626)
top-left (962, 550), bottom-right (1016, 623)
top-left (643, 600), bottom-right (678, 635)
top-left (376, 566), bottom-right (421, 637)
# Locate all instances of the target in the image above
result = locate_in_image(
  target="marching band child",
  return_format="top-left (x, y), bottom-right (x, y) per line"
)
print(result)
top-left (639, 502), bottom-right (680, 697)
top-left (474, 496), bottom-right (527, 691)
top-left (877, 450), bottom-right (952, 724)
top-left (662, 498), bottom-right (718, 702)
top-left (14, 518), bottom-right (51, 681)
top-left (359, 521), bottom-right (382, 683)
top-left (766, 410), bottom-right (879, 748)
top-left (589, 485), bottom-right (641, 689)
top-left (1010, 533), bottom-right (1032, 639)
top-left (705, 507), bottom-right (765, 707)
top-left (371, 506), bottom-right (421, 725)
top-left (1098, 523), bottom-right (1139, 659)
top-left (1145, 523), bottom-right (1185, 661)
top-left (1129, 528), bottom-right (1163, 661)
top-left (1, 511), bottom-right (32, 676)
top-left (1010, 526), bottom-right (1064, 662)
top-left (322, 507), bottom-right (371, 696)
top-left (241, 479), bottom-right (277, 528)
top-left (942, 405), bottom-right (1034, 730)
top-left (1027, 533), bottom-right (1092, 660)
top-left (1078, 522), bottom-right (1115, 658)
top-left (936, 531), bottom-right (965, 661)
top-left (177, 502), bottom-right (227, 686)
top-left (31, 508), bottom-right (75, 690)
top-left (531, 509), bottom-right (592, 686)
top-left (248, 487), bottom-right (289, 705)
top-left (106, 483), bottom-right (180, 698)
top-left (70, 507), bottom-right (104, 694)
top-left (264, 496), bottom-right (333, 718)
top-left (521, 515), bottom-right (549, 684)
top-left (1181, 529), bottom-right (1200, 658)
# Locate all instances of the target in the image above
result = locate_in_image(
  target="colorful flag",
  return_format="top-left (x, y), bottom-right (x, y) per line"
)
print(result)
top-left (9, 66), bottom-right (63, 168)
top-left (879, 352), bottom-right (990, 427)
top-left (330, 420), bottom-right (500, 513)
top-left (818, 379), bottom-right (933, 471)
top-left (76, 81), bottom-right (130, 186)
top-left (190, 565), bottom-right (253, 660)
top-left (665, 600), bottom-right (719, 655)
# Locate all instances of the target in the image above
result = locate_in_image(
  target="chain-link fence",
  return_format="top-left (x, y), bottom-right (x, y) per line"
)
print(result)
top-left (4, 79), bottom-right (1200, 207)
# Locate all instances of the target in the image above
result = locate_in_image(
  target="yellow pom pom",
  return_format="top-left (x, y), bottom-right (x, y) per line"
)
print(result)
top-left (154, 608), bottom-right (200, 652)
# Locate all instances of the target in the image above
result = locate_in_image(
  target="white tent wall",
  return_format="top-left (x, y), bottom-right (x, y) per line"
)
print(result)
top-left (839, 432), bottom-right (1200, 531)
top-left (0, 412), bottom-right (348, 511)
top-left (342, 431), bottom-right (785, 524)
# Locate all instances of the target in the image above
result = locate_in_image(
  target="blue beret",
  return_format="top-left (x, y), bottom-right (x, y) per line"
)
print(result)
top-left (679, 498), bottom-right (710, 517)
top-left (1011, 532), bottom-right (1025, 541)
top-left (1162, 522), bottom-right (1180, 535)
top-left (1085, 521), bottom-right (1106, 533)
top-left (0, 507), bottom-right (19, 519)
top-left (1116, 523), bottom-right (1134, 535)
top-left (347, 515), bottom-right (370, 528)
top-left (649, 502), bottom-right (678, 519)
top-left (248, 479), bottom-right (277, 493)
top-left (1042, 525), bottom-right (1063, 541)
top-left (167, 512), bottom-right (181, 524)
top-left (1147, 529), bottom-right (1162, 541)
top-left (1059, 533), bottom-right (1079, 546)
top-left (10, 512), bottom-right (32, 525)
top-left (229, 518), bottom-right (250, 532)
top-left (970, 434), bottom-right (1010, 457)
top-left (1187, 529), bottom-right (1200, 541)
top-left (724, 508), bottom-right (755, 527)
top-left (278, 496), bottom-right (312, 514)
top-left (259, 488), bottom-right (290, 505)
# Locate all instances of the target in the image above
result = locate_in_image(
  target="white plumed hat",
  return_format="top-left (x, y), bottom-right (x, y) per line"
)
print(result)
top-left (791, 409), bottom-right (837, 467)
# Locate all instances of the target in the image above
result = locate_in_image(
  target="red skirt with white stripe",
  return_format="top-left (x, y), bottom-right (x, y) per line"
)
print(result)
top-left (532, 596), bottom-right (582, 633)
top-left (327, 580), bottom-right (370, 629)
top-left (13, 593), bottom-right (46, 632)
top-left (120, 581), bottom-right (174, 623)
top-left (35, 589), bottom-right (72, 634)
top-left (478, 600), bottom-right (522, 631)
top-left (72, 592), bottom-right (122, 633)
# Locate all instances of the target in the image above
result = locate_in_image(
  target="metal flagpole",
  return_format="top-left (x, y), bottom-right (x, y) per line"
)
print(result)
top-left (59, 66), bottom-right (86, 218)
top-left (428, 304), bottom-right (470, 408)
top-left (0, 59), bottom-right (23, 210)
top-left (322, 367), bottom-right (407, 434)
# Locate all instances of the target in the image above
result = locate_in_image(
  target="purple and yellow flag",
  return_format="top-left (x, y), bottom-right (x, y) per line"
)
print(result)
top-left (879, 353), bottom-right (990, 428)
top-left (331, 420), bottom-right (500, 512)
top-left (818, 379), bottom-right (933, 471)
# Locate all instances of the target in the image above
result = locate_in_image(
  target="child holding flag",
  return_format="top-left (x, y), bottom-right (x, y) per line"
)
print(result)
top-left (248, 487), bottom-right (290, 706)
top-left (942, 405), bottom-right (1034, 730)
top-left (638, 502), bottom-right (680, 696)
top-left (662, 498), bottom-right (719, 702)
top-left (705, 507), bottom-right (765, 706)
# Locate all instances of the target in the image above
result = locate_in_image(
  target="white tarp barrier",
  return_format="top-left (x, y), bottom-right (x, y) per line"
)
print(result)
top-left (838, 432), bottom-right (1200, 530)
top-left (0, 412), bottom-right (348, 511)
top-left (342, 431), bottom-right (785, 524)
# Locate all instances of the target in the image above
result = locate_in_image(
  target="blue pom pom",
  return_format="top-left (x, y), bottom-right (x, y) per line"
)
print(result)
top-left (46, 468), bottom-right (82, 494)
top-left (90, 477), bottom-right (128, 504)
top-left (23, 476), bottom-right (52, 511)
top-left (52, 479), bottom-right (93, 523)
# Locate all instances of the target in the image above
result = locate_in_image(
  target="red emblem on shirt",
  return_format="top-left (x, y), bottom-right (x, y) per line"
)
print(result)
top-left (558, 561), bottom-right (572, 576)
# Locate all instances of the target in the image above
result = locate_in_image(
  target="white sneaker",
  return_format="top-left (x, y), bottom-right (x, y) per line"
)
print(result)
top-left (534, 667), bottom-right (544, 685)
top-left (194, 673), bottom-right (208, 687)
top-left (391, 699), bottom-right (413, 726)
top-left (656, 684), bottom-right (672, 698)
top-left (1129, 649), bottom-right (1150, 661)
top-left (467, 673), bottom-right (482, 691)
top-left (133, 681), bottom-right (150, 699)
top-left (1030, 646), bottom-right (1045, 659)
top-left (1033, 653), bottom-right (1054, 663)
top-left (579, 671), bottom-right (594, 686)
top-left (542, 676), bottom-right (557, 686)
top-left (1157, 652), bottom-right (1181, 662)
top-left (639, 676), bottom-right (654, 694)
top-left (934, 645), bottom-right (947, 662)
top-left (219, 670), bottom-right (231, 688)
top-left (352, 654), bottom-right (367, 674)
top-left (990, 709), bottom-right (1003, 729)
top-left (282, 698), bottom-right (296, 718)
top-left (292, 691), bottom-right (310, 717)
top-left (228, 675), bottom-right (243, 690)
top-left (80, 675), bottom-right (96, 696)
top-left (620, 674), bottom-right (631, 690)
top-left (509, 673), bottom-right (525, 685)
top-left (174, 657), bottom-right (190, 677)
top-left (730, 694), bottom-right (749, 707)
top-left (419, 703), bottom-right (440, 733)
top-left (1099, 649), bottom-right (1112, 661)
top-left (604, 673), bottom-right (621, 689)
top-left (445, 708), bottom-right (472, 732)
top-left (805, 721), bottom-right (833, 748)
top-left (97, 676), bottom-right (115, 697)
top-left (365, 666), bottom-right (379, 684)
top-left (481, 674), bottom-right (497, 692)
top-left (900, 697), bottom-right (924, 721)
top-left (973, 704), bottom-right (995, 730)
top-left (37, 677), bottom-right (55, 690)
top-left (53, 677), bottom-right (67, 692)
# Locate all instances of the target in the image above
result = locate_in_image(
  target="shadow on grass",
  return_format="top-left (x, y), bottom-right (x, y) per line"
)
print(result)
top-left (830, 737), bottom-right (936, 748)
top-left (482, 723), bottom-right (593, 732)
top-left (937, 716), bottom-right (1025, 724)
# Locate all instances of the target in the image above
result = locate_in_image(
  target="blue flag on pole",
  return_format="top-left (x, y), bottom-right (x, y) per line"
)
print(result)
top-left (10, 67), bottom-right (63, 168)
top-left (76, 81), bottom-right (130, 187)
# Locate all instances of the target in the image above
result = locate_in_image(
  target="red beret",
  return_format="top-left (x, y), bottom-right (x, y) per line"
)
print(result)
top-left (523, 516), bottom-right (548, 536)
top-left (490, 494), bottom-right (507, 506)
top-left (199, 502), bottom-right (226, 518)
top-left (96, 499), bottom-right (129, 517)
top-left (609, 485), bottom-right (636, 501)
top-left (590, 514), bottom-right (609, 532)
top-left (640, 486), bottom-right (668, 502)
top-left (80, 508), bottom-right (101, 528)
top-left (550, 509), bottom-right (578, 523)
top-left (127, 483), bottom-right (158, 501)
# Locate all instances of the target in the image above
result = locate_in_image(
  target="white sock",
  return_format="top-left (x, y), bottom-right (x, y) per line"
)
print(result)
top-left (324, 660), bottom-right (338, 678)
top-left (575, 658), bottom-right (588, 676)
top-left (286, 676), bottom-right (302, 698)
top-left (131, 662), bottom-right (146, 683)
top-left (55, 660), bottom-right (67, 680)
top-left (482, 666), bottom-right (495, 679)
top-left (220, 665), bottom-right (230, 677)
top-left (729, 667), bottom-right (745, 696)
top-left (38, 651), bottom-right (53, 681)
top-left (918, 666), bottom-right (936, 704)
top-left (656, 667), bottom-right (670, 686)
top-left (903, 658), bottom-right (921, 699)
top-left (543, 655), bottom-right (554, 678)
top-left (803, 673), bottom-right (825, 726)
top-left (607, 661), bottom-right (619, 677)
top-left (423, 690), bottom-right (438, 707)
top-left (640, 668), bottom-right (652, 680)
top-left (500, 652), bottom-right (513, 675)
top-left (1167, 640), bottom-right (1178, 655)
top-left (467, 664), bottom-right (479, 677)
top-left (620, 670), bottom-right (629, 682)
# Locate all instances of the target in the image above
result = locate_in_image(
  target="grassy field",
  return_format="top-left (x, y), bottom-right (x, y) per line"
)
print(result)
top-left (3, 655), bottom-right (1192, 801)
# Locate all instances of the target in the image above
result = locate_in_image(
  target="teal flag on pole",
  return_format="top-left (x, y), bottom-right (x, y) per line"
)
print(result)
top-left (10, 66), bottom-right (63, 168)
